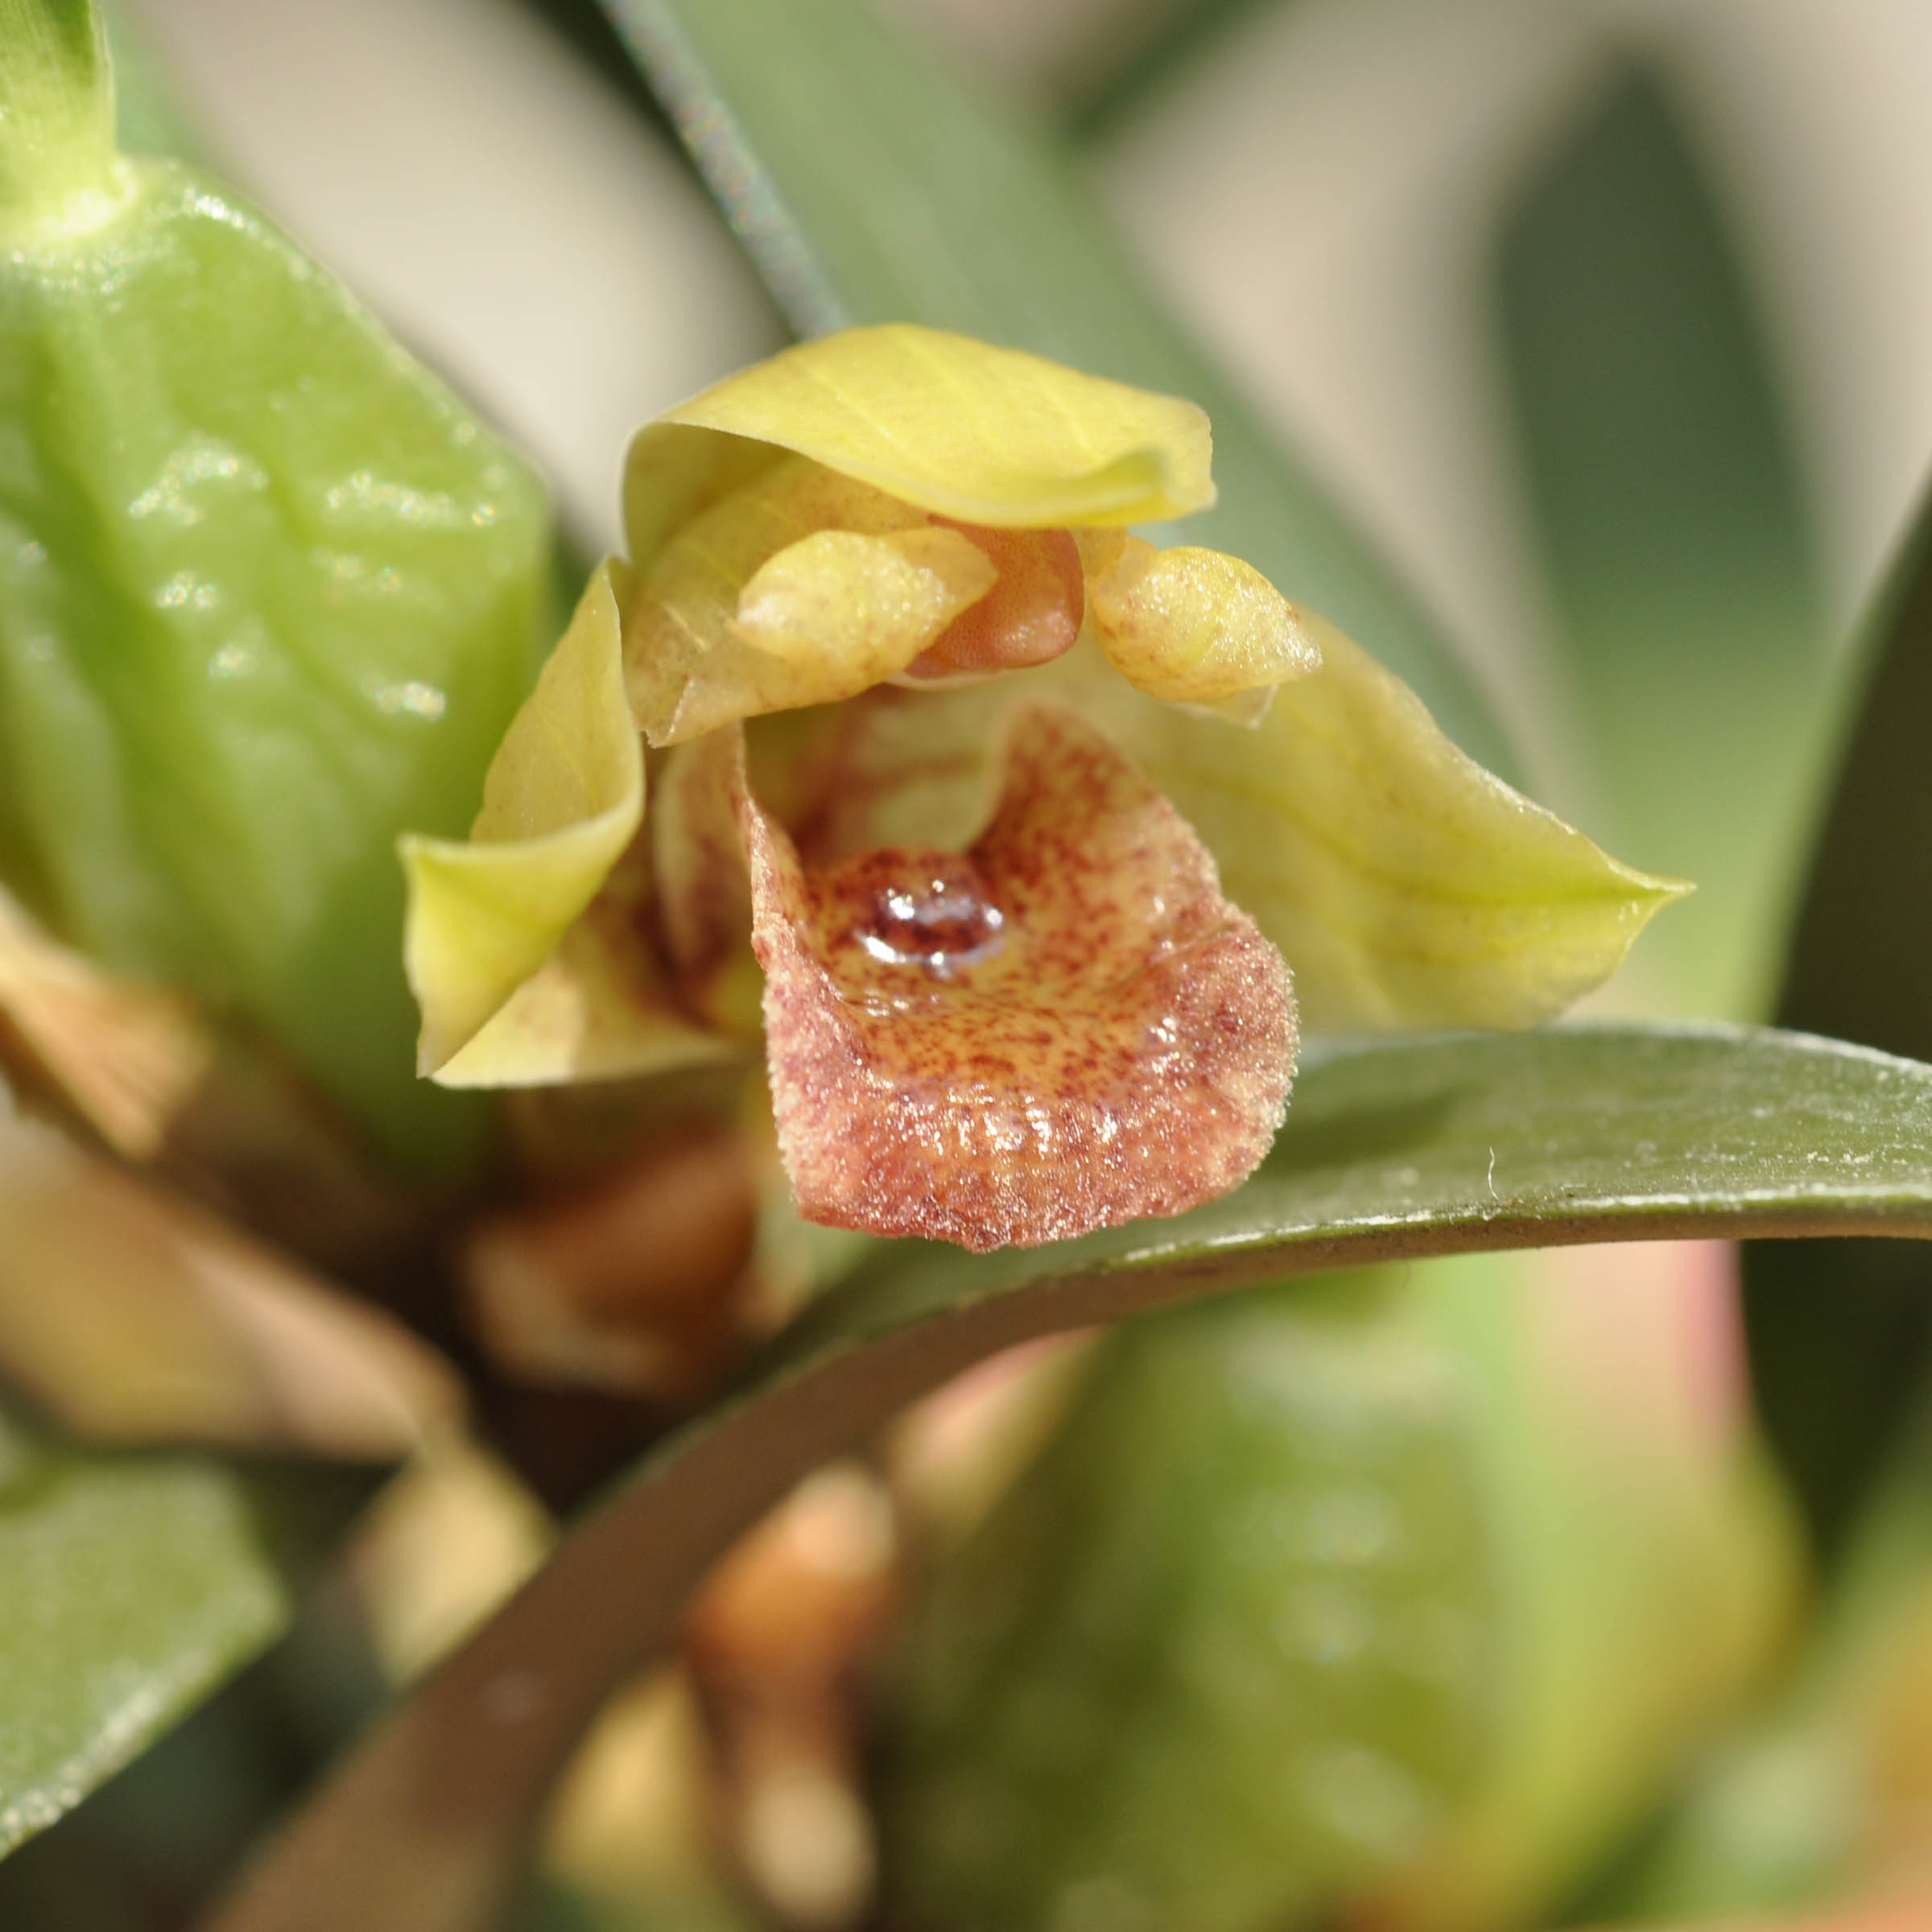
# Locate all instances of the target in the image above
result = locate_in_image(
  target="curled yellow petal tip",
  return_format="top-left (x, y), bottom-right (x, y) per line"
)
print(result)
top-left (401, 561), bottom-right (642, 1076)
top-left (1087, 538), bottom-right (1323, 705)
top-left (637, 522), bottom-right (996, 747)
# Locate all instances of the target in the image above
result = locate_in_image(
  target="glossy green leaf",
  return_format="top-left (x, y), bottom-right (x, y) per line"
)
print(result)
top-left (1496, 61), bottom-right (1831, 1018)
top-left (0, 16), bottom-right (551, 1170)
top-left (1746, 482), bottom-right (1932, 1558)
top-left (595, 0), bottom-right (1518, 778)
top-left (205, 1022), bottom-right (1932, 1932)
top-left (0, 1398), bottom-right (369, 1861)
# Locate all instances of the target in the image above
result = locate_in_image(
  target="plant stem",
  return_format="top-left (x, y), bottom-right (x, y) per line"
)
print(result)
top-left (0, 0), bottom-right (126, 240)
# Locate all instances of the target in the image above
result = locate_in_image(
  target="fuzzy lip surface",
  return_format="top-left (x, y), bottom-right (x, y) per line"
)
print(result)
top-left (744, 704), bottom-right (1298, 1251)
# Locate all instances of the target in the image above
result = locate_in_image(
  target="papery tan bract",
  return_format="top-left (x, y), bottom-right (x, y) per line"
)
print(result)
top-left (0, 884), bottom-right (211, 1158)
top-left (744, 706), bottom-right (1296, 1251)
top-left (0, 1108), bottom-right (460, 1454)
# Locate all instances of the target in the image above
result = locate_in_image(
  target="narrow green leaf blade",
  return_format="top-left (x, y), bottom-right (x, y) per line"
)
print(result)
top-left (1777, 482), bottom-right (1932, 1093)
top-left (0, 1402), bottom-right (366, 1860)
top-left (1747, 482), bottom-right (1932, 1557)
top-left (204, 1023), bottom-right (1932, 1932)
top-left (595, 0), bottom-right (1518, 778)
top-left (1496, 61), bottom-right (1831, 1018)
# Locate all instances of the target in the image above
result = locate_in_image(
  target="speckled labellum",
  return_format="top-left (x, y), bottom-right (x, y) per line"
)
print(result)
top-left (744, 705), bottom-right (1297, 1249)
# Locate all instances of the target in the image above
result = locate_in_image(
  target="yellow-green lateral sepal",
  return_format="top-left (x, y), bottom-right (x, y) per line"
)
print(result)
top-left (1094, 618), bottom-right (1689, 1030)
top-left (625, 324), bottom-right (1216, 557)
top-left (402, 563), bottom-right (642, 1076)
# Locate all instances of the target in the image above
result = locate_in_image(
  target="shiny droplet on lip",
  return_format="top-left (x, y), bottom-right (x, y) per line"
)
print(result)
top-left (824, 848), bottom-right (1007, 976)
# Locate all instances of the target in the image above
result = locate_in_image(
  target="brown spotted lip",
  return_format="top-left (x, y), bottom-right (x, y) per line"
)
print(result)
top-left (743, 704), bottom-right (1297, 1251)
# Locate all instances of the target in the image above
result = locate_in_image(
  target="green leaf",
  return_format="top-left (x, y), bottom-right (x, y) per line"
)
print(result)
top-left (0, 0), bottom-right (118, 236)
top-left (204, 1022), bottom-right (1932, 1932)
top-left (1745, 482), bottom-right (1932, 1559)
top-left (1496, 60), bottom-right (1831, 1019)
top-left (883, 1275), bottom-right (1498, 1932)
top-left (0, 1398), bottom-right (370, 1860)
top-left (0, 146), bottom-right (551, 1174)
top-left (593, 0), bottom-right (1519, 779)
top-left (1777, 483), bottom-right (1932, 1069)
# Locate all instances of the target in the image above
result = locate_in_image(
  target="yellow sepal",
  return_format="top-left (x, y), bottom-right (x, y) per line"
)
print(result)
top-left (625, 324), bottom-right (1215, 560)
top-left (1096, 619), bottom-right (1690, 1029)
top-left (401, 562), bottom-right (644, 1076)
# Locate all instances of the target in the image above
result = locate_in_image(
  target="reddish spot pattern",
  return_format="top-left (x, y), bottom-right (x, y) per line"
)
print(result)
top-left (743, 706), bottom-right (1296, 1251)
top-left (902, 523), bottom-right (1084, 679)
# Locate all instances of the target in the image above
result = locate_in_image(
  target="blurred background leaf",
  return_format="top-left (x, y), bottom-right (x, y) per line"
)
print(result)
top-left (1494, 56), bottom-right (1831, 1021)
top-left (0, 1397), bottom-right (374, 1861)
top-left (1579, 1392), bottom-right (1932, 1925)
top-left (1745, 481), bottom-right (1932, 1566)
top-left (885, 1274), bottom-right (1499, 1932)
top-left (27, 5), bottom-right (1932, 1928)
top-left (0, 1581), bottom-right (389, 1929)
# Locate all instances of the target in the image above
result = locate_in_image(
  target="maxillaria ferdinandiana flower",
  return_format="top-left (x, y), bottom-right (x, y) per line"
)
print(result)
top-left (402, 326), bottom-right (1681, 1252)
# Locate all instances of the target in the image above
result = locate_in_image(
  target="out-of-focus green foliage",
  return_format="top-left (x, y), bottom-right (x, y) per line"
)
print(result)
top-left (6, 2), bottom-right (1932, 1930)
top-left (0, 1397), bottom-right (369, 1860)
top-left (1496, 61), bottom-right (1830, 1022)
top-left (1747, 484), bottom-right (1932, 1560)
top-left (1593, 1396), bottom-right (1932, 1922)
top-left (0, 5), bottom-right (551, 1169)
top-left (886, 1275), bottom-right (1496, 1932)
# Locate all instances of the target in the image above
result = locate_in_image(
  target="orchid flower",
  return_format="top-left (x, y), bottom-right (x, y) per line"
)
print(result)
top-left (402, 325), bottom-right (1681, 1253)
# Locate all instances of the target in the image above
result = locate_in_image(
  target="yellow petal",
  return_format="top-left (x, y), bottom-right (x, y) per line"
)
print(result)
top-left (430, 895), bottom-right (737, 1090)
top-left (1085, 537), bottom-right (1323, 704)
top-left (401, 561), bottom-right (644, 1075)
top-left (625, 324), bottom-right (1215, 556)
top-left (634, 523), bottom-right (996, 746)
top-left (427, 811), bottom-right (737, 1088)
